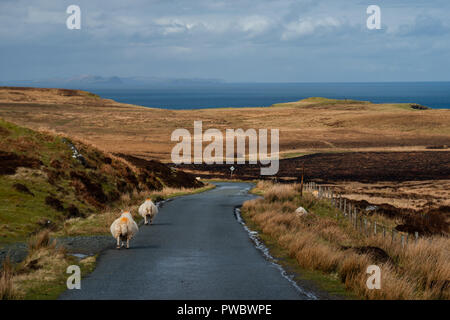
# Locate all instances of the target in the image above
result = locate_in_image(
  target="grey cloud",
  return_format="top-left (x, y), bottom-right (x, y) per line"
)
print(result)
top-left (0, 0), bottom-right (450, 82)
top-left (397, 15), bottom-right (449, 37)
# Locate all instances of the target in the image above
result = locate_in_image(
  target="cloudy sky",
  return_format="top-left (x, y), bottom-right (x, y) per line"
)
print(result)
top-left (1, 0), bottom-right (449, 82)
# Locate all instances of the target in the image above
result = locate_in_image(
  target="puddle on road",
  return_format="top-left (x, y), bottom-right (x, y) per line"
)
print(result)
top-left (234, 207), bottom-right (318, 300)
top-left (238, 187), bottom-right (251, 195)
top-left (218, 186), bottom-right (241, 189)
top-left (68, 253), bottom-right (89, 259)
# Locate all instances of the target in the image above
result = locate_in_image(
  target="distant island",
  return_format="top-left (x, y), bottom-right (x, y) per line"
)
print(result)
top-left (0, 75), bottom-right (225, 89)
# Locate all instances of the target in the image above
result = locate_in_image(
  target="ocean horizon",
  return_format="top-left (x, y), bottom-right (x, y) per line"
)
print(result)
top-left (87, 82), bottom-right (450, 110)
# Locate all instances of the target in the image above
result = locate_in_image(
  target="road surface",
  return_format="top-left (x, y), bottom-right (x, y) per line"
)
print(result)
top-left (60, 182), bottom-right (317, 300)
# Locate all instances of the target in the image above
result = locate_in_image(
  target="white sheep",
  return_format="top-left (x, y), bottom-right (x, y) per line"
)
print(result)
top-left (138, 198), bottom-right (159, 225)
top-left (110, 211), bottom-right (139, 249)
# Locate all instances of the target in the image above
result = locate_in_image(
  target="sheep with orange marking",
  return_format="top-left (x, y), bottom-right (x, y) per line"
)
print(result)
top-left (138, 198), bottom-right (159, 225)
top-left (110, 211), bottom-right (139, 249)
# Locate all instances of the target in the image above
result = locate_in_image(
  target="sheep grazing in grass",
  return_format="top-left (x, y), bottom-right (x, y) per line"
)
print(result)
top-left (138, 198), bottom-right (159, 225)
top-left (110, 211), bottom-right (139, 249)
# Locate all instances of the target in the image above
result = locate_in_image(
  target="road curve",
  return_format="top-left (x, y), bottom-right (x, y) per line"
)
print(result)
top-left (60, 182), bottom-right (315, 300)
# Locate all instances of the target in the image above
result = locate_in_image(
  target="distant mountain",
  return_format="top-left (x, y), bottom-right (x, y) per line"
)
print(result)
top-left (0, 75), bottom-right (225, 89)
top-left (66, 75), bottom-right (124, 86)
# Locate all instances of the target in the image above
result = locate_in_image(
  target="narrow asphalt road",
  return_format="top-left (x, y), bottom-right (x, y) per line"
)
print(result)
top-left (60, 182), bottom-right (316, 300)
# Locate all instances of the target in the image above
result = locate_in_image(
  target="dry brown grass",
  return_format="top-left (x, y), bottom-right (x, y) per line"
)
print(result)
top-left (28, 230), bottom-right (54, 252)
top-left (59, 187), bottom-right (142, 237)
top-left (333, 180), bottom-right (450, 211)
top-left (0, 230), bottom-right (75, 300)
top-left (324, 180), bottom-right (450, 235)
top-left (0, 87), bottom-right (449, 162)
top-left (242, 181), bottom-right (450, 299)
top-left (0, 256), bottom-right (18, 300)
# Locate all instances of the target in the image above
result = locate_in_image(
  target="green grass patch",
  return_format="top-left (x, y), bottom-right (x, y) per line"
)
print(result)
top-left (19, 254), bottom-right (97, 300)
top-left (271, 97), bottom-right (370, 108)
top-left (0, 176), bottom-right (65, 243)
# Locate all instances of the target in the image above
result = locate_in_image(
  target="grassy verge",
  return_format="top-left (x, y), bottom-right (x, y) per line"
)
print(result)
top-left (241, 209), bottom-right (355, 299)
top-left (203, 178), bottom-right (258, 183)
top-left (241, 181), bottom-right (450, 300)
top-left (152, 184), bottom-right (216, 199)
top-left (0, 230), bottom-right (96, 300)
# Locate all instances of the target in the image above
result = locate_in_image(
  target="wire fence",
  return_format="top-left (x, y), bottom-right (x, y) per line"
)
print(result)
top-left (305, 181), bottom-right (419, 248)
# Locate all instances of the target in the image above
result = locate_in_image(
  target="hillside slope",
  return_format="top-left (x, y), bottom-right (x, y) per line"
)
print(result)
top-left (0, 118), bottom-right (202, 243)
top-left (0, 87), bottom-right (448, 162)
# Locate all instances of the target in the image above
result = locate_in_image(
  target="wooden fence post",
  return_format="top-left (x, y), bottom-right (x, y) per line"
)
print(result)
top-left (401, 235), bottom-right (405, 248)
top-left (374, 222), bottom-right (377, 235)
top-left (299, 166), bottom-right (304, 197)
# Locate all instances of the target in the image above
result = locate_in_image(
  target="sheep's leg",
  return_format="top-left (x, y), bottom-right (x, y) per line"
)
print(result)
top-left (144, 215), bottom-right (148, 225)
top-left (126, 238), bottom-right (130, 249)
top-left (116, 236), bottom-right (120, 249)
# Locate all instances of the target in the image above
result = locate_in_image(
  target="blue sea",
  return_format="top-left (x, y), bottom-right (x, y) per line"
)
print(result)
top-left (89, 82), bottom-right (450, 110)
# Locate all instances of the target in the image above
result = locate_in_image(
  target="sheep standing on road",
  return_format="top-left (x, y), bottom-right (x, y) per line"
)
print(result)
top-left (139, 198), bottom-right (159, 225)
top-left (110, 211), bottom-right (139, 249)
